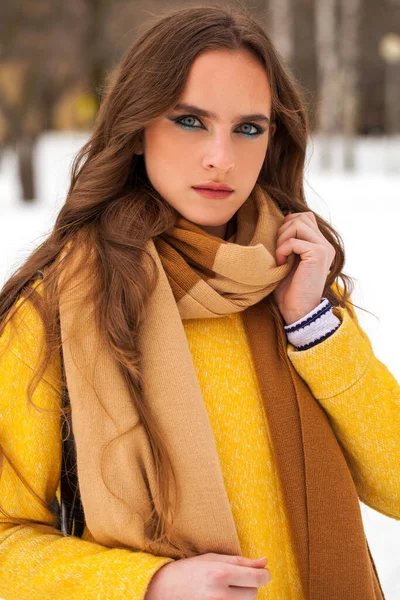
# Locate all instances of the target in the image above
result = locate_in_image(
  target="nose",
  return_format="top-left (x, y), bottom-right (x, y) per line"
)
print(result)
top-left (202, 135), bottom-right (235, 172)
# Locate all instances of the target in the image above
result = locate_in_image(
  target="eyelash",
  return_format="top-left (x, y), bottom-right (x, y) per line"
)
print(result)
top-left (172, 115), bottom-right (265, 138)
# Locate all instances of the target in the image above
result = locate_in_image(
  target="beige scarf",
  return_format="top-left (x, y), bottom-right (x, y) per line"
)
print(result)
top-left (58, 183), bottom-right (385, 599)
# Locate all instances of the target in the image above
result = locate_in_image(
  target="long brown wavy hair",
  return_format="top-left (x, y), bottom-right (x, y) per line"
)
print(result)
top-left (0, 3), bottom-right (370, 557)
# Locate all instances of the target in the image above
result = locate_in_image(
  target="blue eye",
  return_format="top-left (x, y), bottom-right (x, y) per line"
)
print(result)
top-left (172, 115), bottom-right (264, 138)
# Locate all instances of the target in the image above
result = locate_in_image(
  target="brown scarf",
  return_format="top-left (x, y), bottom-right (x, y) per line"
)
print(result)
top-left (58, 183), bottom-right (385, 599)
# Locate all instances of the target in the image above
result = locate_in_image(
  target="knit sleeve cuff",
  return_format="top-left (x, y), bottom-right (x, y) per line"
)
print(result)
top-left (283, 298), bottom-right (342, 350)
top-left (285, 304), bottom-right (374, 399)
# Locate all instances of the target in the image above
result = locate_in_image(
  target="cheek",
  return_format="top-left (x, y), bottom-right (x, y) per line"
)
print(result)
top-left (239, 141), bottom-right (268, 173)
top-left (143, 129), bottom-right (175, 173)
top-left (145, 127), bottom-right (189, 171)
top-left (142, 129), bottom-right (188, 195)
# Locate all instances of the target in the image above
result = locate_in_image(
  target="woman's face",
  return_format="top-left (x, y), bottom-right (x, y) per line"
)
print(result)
top-left (138, 48), bottom-right (275, 239)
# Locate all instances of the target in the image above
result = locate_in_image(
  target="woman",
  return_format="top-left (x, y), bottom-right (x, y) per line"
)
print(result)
top-left (0, 5), bottom-right (398, 599)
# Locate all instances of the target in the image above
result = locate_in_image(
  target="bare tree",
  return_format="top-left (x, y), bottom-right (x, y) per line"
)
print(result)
top-left (267, 0), bottom-right (294, 65)
top-left (0, 0), bottom-right (85, 201)
top-left (339, 0), bottom-right (361, 170)
top-left (314, 0), bottom-right (340, 169)
top-left (0, 0), bottom-right (144, 201)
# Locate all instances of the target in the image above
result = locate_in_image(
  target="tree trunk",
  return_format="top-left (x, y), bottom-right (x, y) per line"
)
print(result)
top-left (339, 0), bottom-right (361, 171)
top-left (16, 136), bottom-right (36, 202)
top-left (314, 0), bottom-right (340, 170)
top-left (268, 0), bottom-right (294, 65)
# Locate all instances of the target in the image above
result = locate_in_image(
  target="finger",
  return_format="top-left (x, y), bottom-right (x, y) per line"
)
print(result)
top-left (250, 556), bottom-right (268, 565)
top-left (277, 219), bottom-right (324, 248)
top-left (277, 216), bottom-right (319, 245)
top-left (283, 211), bottom-right (317, 228)
top-left (221, 563), bottom-right (271, 589)
top-left (275, 238), bottom-right (325, 265)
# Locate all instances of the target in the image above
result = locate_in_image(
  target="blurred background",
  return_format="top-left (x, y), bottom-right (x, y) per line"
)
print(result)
top-left (0, 0), bottom-right (399, 597)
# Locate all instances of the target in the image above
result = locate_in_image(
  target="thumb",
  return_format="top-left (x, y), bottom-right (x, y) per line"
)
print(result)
top-left (248, 556), bottom-right (268, 565)
top-left (236, 555), bottom-right (268, 568)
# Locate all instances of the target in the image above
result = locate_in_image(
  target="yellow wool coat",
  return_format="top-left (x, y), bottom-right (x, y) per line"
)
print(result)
top-left (0, 282), bottom-right (399, 599)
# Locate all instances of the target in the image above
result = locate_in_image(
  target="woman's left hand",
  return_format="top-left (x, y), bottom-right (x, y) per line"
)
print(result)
top-left (272, 211), bottom-right (336, 326)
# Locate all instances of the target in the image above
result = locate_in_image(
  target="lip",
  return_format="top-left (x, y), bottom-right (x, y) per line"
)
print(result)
top-left (192, 187), bottom-right (233, 200)
top-left (193, 182), bottom-right (234, 191)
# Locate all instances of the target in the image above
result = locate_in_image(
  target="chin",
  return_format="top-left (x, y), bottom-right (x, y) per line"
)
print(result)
top-left (187, 210), bottom-right (234, 227)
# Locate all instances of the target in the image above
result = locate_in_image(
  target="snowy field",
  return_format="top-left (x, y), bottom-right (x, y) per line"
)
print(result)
top-left (0, 132), bottom-right (399, 598)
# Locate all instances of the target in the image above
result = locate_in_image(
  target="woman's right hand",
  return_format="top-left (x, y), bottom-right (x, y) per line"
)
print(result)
top-left (145, 552), bottom-right (271, 599)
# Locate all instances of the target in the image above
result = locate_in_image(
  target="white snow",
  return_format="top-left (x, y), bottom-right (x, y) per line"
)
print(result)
top-left (0, 132), bottom-right (399, 598)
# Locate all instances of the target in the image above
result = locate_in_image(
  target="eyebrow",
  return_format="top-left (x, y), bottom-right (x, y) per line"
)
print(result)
top-left (172, 103), bottom-right (270, 125)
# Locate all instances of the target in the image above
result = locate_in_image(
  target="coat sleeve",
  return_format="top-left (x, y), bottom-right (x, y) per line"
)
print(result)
top-left (0, 293), bottom-right (174, 600)
top-left (285, 288), bottom-right (400, 520)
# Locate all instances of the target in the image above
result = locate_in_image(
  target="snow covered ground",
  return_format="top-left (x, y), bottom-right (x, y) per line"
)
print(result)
top-left (0, 132), bottom-right (399, 597)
